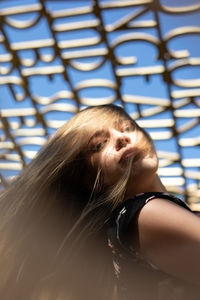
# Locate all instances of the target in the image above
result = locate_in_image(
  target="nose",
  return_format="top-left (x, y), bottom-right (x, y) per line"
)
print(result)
top-left (112, 130), bottom-right (131, 151)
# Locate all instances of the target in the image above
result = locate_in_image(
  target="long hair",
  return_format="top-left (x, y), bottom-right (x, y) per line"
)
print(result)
top-left (0, 104), bottom-right (144, 300)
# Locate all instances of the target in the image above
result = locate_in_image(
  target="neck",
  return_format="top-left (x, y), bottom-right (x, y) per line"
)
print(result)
top-left (145, 174), bottom-right (167, 193)
top-left (125, 174), bottom-right (167, 200)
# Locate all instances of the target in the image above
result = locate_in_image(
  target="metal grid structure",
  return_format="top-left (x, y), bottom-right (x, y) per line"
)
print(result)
top-left (0, 0), bottom-right (200, 207)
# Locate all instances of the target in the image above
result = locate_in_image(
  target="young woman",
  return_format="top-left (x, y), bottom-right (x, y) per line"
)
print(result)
top-left (0, 104), bottom-right (200, 300)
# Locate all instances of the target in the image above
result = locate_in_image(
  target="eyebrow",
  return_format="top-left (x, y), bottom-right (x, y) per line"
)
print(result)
top-left (113, 118), bottom-right (132, 126)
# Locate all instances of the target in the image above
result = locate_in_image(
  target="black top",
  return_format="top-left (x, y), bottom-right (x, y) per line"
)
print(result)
top-left (107, 192), bottom-right (199, 300)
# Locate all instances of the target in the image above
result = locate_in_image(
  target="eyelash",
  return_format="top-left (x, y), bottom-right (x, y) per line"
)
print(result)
top-left (91, 139), bottom-right (107, 153)
top-left (121, 124), bottom-right (135, 132)
top-left (122, 127), bottom-right (131, 132)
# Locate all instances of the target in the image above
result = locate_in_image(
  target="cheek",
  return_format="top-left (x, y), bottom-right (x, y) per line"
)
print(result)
top-left (100, 149), bottom-right (121, 184)
top-left (130, 150), bottom-right (158, 179)
top-left (88, 149), bottom-right (120, 188)
top-left (100, 148), bottom-right (115, 171)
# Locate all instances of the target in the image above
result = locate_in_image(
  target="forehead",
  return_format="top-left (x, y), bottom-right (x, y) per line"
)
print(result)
top-left (90, 115), bottom-right (133, 132)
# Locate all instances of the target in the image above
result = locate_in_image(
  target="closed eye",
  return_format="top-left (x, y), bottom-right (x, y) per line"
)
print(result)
top-left (88, 129), bottom-right (109, 153)
top-left (122, 126), bottom-right (133, 132)
top-left (121, 121), bottom-right (135, 133)
top-left (90, 139), bottom-right (107, 153)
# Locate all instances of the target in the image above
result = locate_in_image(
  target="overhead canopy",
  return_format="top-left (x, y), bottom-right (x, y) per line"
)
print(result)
top-left (0, 0), bottom-right (200, 206)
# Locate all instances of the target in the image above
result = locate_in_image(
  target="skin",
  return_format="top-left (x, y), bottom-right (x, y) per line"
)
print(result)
top-left (88, 117), bottom-right (200, 287)
top-left (138, 198), bottom-right (200, 286)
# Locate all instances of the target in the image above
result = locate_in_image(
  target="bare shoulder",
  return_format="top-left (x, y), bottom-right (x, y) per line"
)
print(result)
top-left (137, 197), bottom-right (200, 235)
top-left (134, 197), bottom-right (200, 285)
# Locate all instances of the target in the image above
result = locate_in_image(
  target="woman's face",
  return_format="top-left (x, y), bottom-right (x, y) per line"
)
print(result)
top-left (87, 116), bottom-right (158, 191)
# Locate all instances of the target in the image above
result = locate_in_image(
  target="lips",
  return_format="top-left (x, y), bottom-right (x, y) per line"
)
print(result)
top-left (119, 147), bottom-right (135, 163)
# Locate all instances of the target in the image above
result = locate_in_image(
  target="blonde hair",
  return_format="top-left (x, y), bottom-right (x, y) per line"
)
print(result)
top-left (0, 104), bottom-right (148, 300)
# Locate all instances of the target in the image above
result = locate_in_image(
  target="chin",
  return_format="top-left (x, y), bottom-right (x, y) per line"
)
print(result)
top-left (142, 155), bottom-right (158, 171)
top-left (131, 154), bottom-right (158, 178)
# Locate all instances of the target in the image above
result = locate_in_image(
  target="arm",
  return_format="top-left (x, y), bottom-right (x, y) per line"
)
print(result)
top-left (134, 198), bottom-right (200, 285)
